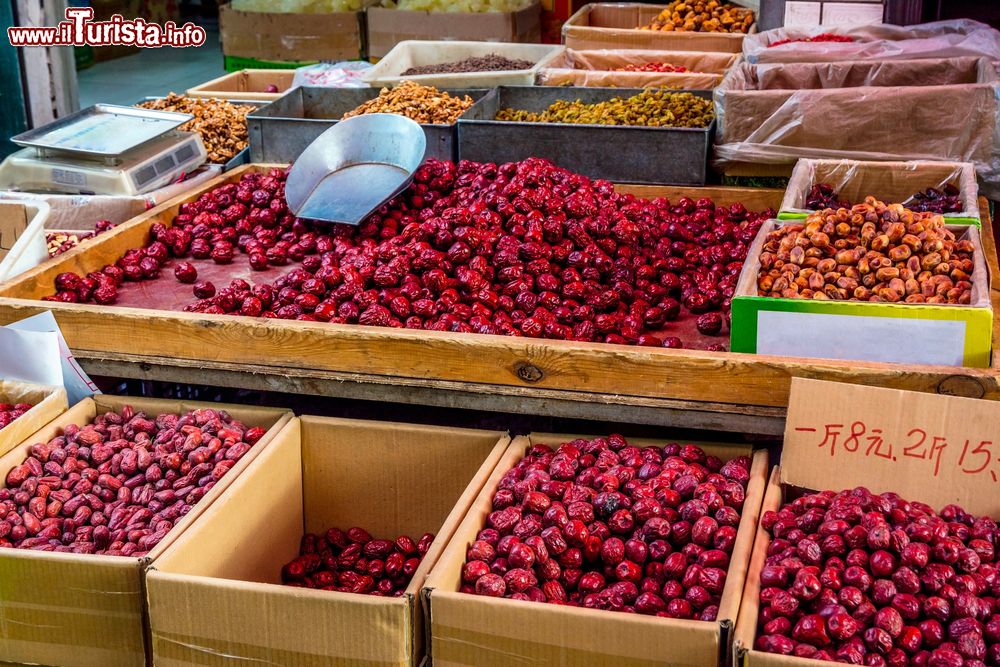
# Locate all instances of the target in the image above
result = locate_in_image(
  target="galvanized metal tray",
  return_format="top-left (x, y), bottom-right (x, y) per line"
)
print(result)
top-left (12, 104), bottom-right (193, 158)
top-left (247, 86), bottom-right (489, 165)
top-left (456, 86), bottom-right (715, 186)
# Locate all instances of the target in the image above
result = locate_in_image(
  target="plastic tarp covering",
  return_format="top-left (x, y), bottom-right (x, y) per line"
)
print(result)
top-left (713, 57), bottom-right (1000, 197)
top-left (743, 19), bottom-right (1000, 65)
top-left (537, 49), bottom-right (737, 88)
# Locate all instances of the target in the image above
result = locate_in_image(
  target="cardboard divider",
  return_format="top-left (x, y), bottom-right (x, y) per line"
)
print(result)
top-left (735, 377), bottom-right (1000, 666)
top-left (186, 69), bottom-right (296, 102)
top-left (778, 158), bottom-right (981, 225)
top-left (424, 432), bottom-right (768, 667)
top-left (0, 380), bottom-right (67, 458)
top-left (561, 3), bottom-right (754, 54)
top-left (146, 416), bottom-right (510, 667)
top-left (0, 395), bottom-right (291, 667)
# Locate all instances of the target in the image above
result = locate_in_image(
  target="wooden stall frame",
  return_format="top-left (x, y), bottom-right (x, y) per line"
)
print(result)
top-left (0, 165), bottom-right (996, 436)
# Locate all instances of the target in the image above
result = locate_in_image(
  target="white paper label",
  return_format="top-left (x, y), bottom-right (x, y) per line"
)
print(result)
top-left (784, 1), bottom-right (822, 27)
top-left (822, 2), bottom-right (884, 25)
top-left (757, 310), bottom-right (965, 366)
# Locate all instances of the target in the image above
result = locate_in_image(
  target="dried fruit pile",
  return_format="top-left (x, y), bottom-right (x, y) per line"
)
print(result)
top-left (640, 0), bottom-right (754, 33)
top-left (757, 200), bottom-right (975, 304)
top-left (46, 220), bottom-right (116, 257)
top-left (342, 82), bottom-right (475, 125)
top-left (282, 527), bottom-right (435, 596)
top-left (0, 403), bottom-right (32, 430)
top-left (496, 90), bottom-right (714, 128)
top-left (461, 436), bottom-right (752, 619)
top-left (136, 94), bottom-right (256, 164)
top-left (806, 183), bottom-right (964, 215)
top-left (769, 33), bottom-right (855, 47)
top-left (614, 62), bottom-right (689, 73)
top-left (755, 487), bottom-right (1000, 665)
top-left (0, 406), bottom-right (266, 556)
top-left (400, 54), bottom-right (535, 76)
top-left (48, 159), bottom-right (772, 350)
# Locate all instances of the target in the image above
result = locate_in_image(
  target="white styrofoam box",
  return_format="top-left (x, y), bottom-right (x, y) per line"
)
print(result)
top-left (362, 40), bottom-right (565, 89)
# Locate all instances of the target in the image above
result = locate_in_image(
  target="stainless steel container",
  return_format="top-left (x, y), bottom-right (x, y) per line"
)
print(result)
top-left (247, 87), bottom-right (489, 164)
top-left (456, 86), bottom-right (715, 186)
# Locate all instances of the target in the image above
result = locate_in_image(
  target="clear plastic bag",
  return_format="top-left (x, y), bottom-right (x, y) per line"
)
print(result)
top-left (743, 19), bottom-right (1000, 65)
top-left (713, 57), bottom-right (1000, 197)
top-left (292, 61), bottom-right (373, 88)
top-left (780, 159), bottom-right (980, 224)
top-left (537, 49), bottom-right (737, 88)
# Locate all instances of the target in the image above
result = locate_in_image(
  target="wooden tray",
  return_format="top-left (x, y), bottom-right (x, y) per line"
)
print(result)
top-left (0, 164), bottom-right (996, 412)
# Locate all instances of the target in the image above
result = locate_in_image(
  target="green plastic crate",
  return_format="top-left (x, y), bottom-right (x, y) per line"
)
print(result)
top-left (224, 55), bottom-right (318, 73)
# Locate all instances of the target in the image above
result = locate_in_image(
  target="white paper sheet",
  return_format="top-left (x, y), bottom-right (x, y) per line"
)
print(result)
top-left (3, 312), bottom-right (99, 404)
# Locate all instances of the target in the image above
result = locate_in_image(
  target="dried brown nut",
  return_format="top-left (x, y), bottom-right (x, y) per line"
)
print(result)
top-left (342, 82), bottom-right (474, 125)
top-left (136, 94), bottom-right (256, 164)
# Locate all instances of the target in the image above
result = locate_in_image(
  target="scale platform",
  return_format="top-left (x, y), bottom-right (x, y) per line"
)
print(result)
top-left (0, 104), bottom-right (208, 196)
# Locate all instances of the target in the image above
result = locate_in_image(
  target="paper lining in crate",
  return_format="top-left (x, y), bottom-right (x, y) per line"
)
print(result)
top-left (186, 69), bottom-right (296, 102)
top-left (145, 417), bottom-right (510, 667)
top-left (734, 377), bottom-right (1000, 667)
top-left (0, 379), bottom-right (67, 458)
top-left (730, 219), bottom-right (993, 368)
top-left (424, 431), bottom-right (769, 667)
top-left (0, 395), bottom-right (292, 667)
top-left (536, 48), bottom-right (739, 88)
top-left (778, 158), bottom-right (981, 227)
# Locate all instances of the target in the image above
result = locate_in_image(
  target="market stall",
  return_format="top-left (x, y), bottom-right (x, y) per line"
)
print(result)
top-left (2, 6), bottom-right (1000, 666)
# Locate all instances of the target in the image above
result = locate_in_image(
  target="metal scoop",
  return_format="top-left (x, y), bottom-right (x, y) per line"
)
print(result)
top-left (285, 113), bottom-right (426, 225)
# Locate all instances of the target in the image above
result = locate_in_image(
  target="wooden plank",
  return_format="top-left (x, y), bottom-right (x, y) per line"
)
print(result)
top-left (78, 352), bottom-right (788, 435)
top-left (615, 185), bottom-right (784, 211)
top-left (0, 167), bottom-right (995, 410)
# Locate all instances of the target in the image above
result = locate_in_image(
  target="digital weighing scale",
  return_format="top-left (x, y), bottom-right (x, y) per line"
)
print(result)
top-left (0, 104), bottom-right (208, 196)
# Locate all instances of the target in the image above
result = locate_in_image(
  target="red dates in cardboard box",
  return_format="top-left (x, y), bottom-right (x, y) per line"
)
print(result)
top-left (281, 527), bottom-right (434, 596)
top-left (755, 486), bottom-right (1000, 665)
top-left (0, 406), bottom-right (266, 556)
top-left (0, 403), bottom-right (32, 431)
top-left (461, 436), bottom-right (751, 619)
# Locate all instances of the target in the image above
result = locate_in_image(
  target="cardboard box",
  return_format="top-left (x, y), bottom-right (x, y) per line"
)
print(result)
top-left (366, 3), bottom-right (542, 60)
top-left (0, 395), bottom-right (291, 667)
top-left (562, 3), bottom-right (754, 54)
top-left (537, 48), bottom-right (738, 88)
top-left (424, 432), bottom-right (769, 666)
top-left (219, 3), bottom-right (365, 63)
top-left (0, 200), bottom-right (48, 283)
top-left (730, 220), bottom-right (993, 368)
top-left (187, 69), bottom-right (297, 103)
top-left (0, 380), bottom-right (67, 458)
top-left (734, 377), bottom-right (1000, 666)
top-left (779, 159), bottom-right (981, 226)
top-left (145, 417), bottom-right (510, 667)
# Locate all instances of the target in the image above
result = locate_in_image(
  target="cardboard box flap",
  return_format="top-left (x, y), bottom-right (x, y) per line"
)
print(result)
top-left (0, 380), bottom-right (67, 458)
top-left (0, 202), bottom-right (30, 263)
top-left (781, 377), bottom-right (1000, 517)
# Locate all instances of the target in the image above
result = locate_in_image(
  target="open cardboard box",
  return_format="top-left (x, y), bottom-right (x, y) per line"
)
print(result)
top-left (0, 379), bottom-right (67, 458)
top-left (424, 432), bottom-right (769, 666)
top-left (734, 377), bottom-right (1000, 666)
top-left (779, 159), bottom-right (981, 227)
top-left (187, 69), bottom-right (297, 103)
top-left (145, 416), bottom-right (510, 667)
top-left (0, 395), bottom-right (291, 667)
top-left (561, 3), bottom-right (754, 54)
top-left (366, 2), bottom-right (542, 60)
top-left (730, 220), bottom-right (993, 368)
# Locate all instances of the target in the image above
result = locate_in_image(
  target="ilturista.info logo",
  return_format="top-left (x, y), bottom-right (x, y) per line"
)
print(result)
top-left (8, 7), bottom-right (206, 48)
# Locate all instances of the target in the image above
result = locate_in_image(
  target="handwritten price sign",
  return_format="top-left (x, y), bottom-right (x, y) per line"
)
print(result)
top-left (782, 379), bottom-right (1000, 517)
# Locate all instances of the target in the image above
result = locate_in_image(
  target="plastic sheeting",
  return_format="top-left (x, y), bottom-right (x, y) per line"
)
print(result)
top-left (743, 19), bottom-right (1000, 65)
top-left (536, 49), bottom-right (737, 88)
top-left (713, 57), bottom-right (1000, 197)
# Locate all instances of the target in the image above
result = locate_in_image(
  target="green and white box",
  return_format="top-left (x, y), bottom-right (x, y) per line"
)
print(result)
top-left (778, 158), bottom-right (981, 227)
top-left (730, 219), bottom-right (993, 368)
